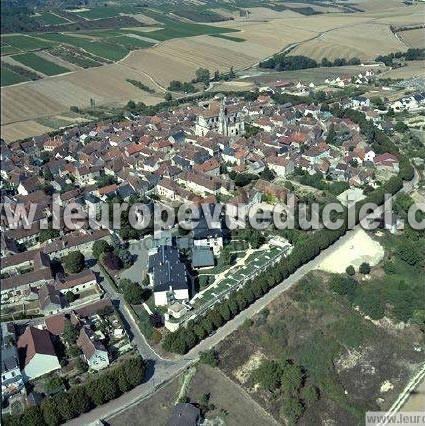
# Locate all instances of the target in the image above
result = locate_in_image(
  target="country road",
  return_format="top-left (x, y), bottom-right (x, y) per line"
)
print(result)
top-left (66, 168), bottom-right (420, 425)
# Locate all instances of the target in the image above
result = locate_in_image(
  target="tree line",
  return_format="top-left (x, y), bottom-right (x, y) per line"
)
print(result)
top-left (3, 356), bottom-right (146, 426)
top-left (375, 48), bottom-right (425, 66)
top-left (260, 54), bottom-right (361, 71)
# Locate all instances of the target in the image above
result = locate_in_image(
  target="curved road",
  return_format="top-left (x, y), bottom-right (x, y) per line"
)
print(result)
top-left (67, 169), bottom-right (420, 425)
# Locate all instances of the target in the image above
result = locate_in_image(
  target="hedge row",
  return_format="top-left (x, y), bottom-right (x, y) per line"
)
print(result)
top-left (3, 356), bottom-right (146, 426)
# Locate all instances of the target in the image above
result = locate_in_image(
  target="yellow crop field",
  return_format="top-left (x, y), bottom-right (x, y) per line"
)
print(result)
top-left (1, 63), bottom-right (162, 127)
top-left (399, 29), bottom-right (424, 49)
top-left (291, 22), bottom-right (407, 60)
top-left (2, 0), bottom-right (423, 143)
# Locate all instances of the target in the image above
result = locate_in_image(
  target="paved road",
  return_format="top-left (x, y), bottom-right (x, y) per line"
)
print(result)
top-left (67, 169), bottom-right (420, 424)
top-left (93, 263), bottom-right (161, 361)
top-left (119, 237), bottom-right (152, 284)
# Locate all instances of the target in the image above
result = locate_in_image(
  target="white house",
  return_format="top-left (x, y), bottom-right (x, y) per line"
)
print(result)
top-left (77, 326), bottom-right (109, 371)
top-left (266, 156), bottom-right (294, 177)
top-left (364, 150), bottom-right (376, 163)
top-left (17, 326), bottom-right (60, 381)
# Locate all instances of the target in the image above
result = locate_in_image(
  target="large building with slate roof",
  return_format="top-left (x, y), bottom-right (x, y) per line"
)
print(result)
top-left (149, 245), bottom-right (189, 306)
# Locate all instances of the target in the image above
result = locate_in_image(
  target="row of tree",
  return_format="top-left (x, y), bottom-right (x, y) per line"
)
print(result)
top-left (162, 164), bottom-right (410, 354)
top-left (3, 356), bottom-right (146, 426)
top-left (375, 48), bottom-right (425, 66)
top-left (260, 54), bottom-right (361, 71)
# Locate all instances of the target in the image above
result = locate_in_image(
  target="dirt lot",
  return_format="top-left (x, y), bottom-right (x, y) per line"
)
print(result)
top-left (316, 228), bottom-right (384, 273)
top-left (108, 364), bottom-right (275, 426)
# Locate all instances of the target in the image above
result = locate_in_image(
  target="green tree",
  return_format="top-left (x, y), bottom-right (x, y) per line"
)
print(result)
top-left (41, 397), bottom-right (61, 426)
top-left (39, 228), bottom-right (59, 243)
top-left (359, 262), bottom-right (371, 275)
top-left (199, 349), bottom-right (219, 367)
top-left (346, 265), bottom-right (355, 276)
top-left (63, 251), bottom-right (85, 274)
top-left (122, 280), bottom-right (147, 305)
top-left (63, 319), bottom-right (77, 345)
top-left (92, 240), bottom-right (112, 260)
top-left (280, 398), bottom-right (303, 424)
top-left (281, 363), bottom-right (303, 396)
top-left (65, 291), bottom-right (76, 304)
top-left (21, 407), bottom-right (45, 426)
top-left (195, 67), bottom-right (210, 85)
top-left (165, 92), bottom-right (172, 102)
top-left (252, 360), bottom-right (282, 391)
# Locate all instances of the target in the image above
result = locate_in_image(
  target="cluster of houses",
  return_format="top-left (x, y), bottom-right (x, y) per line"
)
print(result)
top-left (1, 90), bottom-right (406, 315)
top-left (1, 298), bottom-right (125, 407)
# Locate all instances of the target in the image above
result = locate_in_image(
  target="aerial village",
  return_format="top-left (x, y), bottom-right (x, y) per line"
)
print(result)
top-left (1, 65), bottom-right (424, 415)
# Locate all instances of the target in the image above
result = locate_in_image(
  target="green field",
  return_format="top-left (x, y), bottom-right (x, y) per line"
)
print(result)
top-left (37, 12), bottom-right (70, 25)
top-left (71, 6), bottom-right (134, 20)
top-left (1, 35), bottom-right (54, 52)
top-left (141, 9), bottom-right (240, 41)
top-left (13, 52), bottom-right (70, 76)
top-left (1, 65), bottom-right (29, 86)
top-left (210, 34), bottom-right (245, 42)
top-left (1, 45), bottom-right (20, 55)
top-left (37, 33), bottom-right (129, 61)
top-left (108, 35), bottom-right (154, 49)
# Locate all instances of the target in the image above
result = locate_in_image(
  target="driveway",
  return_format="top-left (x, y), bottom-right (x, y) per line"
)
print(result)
top-left (119, 237), bottom-right (152, 284)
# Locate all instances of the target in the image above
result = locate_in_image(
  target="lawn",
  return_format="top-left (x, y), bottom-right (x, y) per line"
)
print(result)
top-left (1, 65), bottom-right (29, 86)
top-left (38, 12), bottom-right (70, 25)
top-left (13, 52), bottom-right (70, 76)
top-left (1, 35), bottom-right (54, 52)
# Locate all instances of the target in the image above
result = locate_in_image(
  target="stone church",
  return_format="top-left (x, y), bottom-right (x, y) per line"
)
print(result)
top-left (195, 97), bottom-right (245, 137)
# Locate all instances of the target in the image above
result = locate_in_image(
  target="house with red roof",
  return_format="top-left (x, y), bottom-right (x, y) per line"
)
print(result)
top-left (17, 326), bottom-right (60, 381)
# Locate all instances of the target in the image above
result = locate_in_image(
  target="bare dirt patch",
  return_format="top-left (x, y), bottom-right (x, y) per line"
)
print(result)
top-left (316, 228), bottom-right (384, 273)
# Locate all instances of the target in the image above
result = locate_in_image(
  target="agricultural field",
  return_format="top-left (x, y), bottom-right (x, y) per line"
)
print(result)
top-left (399, 29), bottom-right (425, 49)
top-left (35, 33), bottom-right (130, 62)
top-left (1, 34), bottom-right (54, 52)
top-left (36, 12), bottom-right (70, 26)
top-left (384, 60), bottom-right (425, 80)
top-left (291, 22), bottom-right (407, 61)
top-left (12, 52), bottom-right (70, 76)
top-left (1, 0), bottom-right (424, 142)
top-left (0, 65), bottom-right (29, 86)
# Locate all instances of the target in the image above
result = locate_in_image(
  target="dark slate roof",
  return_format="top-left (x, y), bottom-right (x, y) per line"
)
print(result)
top-left (150, 246), bottom-right (188, 293)
top-left (168, 403), bottom-right (200, 426)
top-left (1, 345), bottom-right (19, 373)
top-left (192, 248), bottom-right (214, 268)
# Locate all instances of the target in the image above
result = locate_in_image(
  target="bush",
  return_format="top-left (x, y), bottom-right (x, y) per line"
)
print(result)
top-left (92, 240), bottom-right (112, 260)
top-left (199, 349), bottom-right (219, 367)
